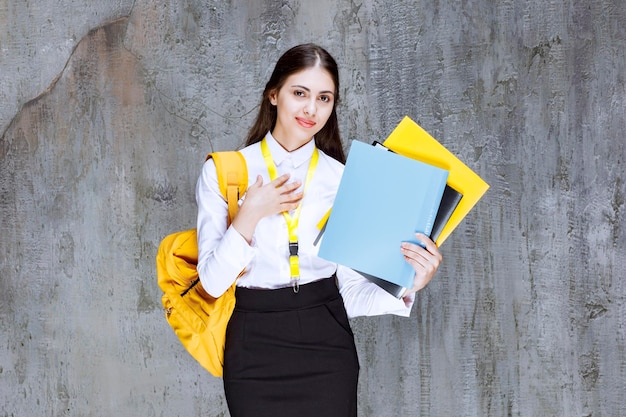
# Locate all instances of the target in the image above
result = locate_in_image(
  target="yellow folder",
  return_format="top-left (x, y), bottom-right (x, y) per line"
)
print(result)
top-left (383, 116), bottom-right (489, 245)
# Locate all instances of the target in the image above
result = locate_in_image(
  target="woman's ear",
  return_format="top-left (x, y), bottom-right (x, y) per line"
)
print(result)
top-left (268, 90), bottom-right (278, 106)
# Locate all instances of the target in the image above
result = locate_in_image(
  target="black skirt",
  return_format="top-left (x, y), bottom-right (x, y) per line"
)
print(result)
top-left (223, 277), bottom-right (359, 417)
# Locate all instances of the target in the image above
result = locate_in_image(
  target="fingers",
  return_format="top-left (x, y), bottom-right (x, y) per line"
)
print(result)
top-left (401, 233), bottom-right (442, 292)
top-left (234, 173), bottom-right (306, 238)
top-left (245, 173), bottom-right (304, 214)
top-left (279, 181), bottom-right (303, 198)
top-left (402, 250), bottom-right (438, 275)
top-left (280, 192), bottom-right (304, 205)
top-left (269, 174), bottom-right (303, 207)
top-left (271, 173), bottom-right (302, 195)
top-left (271, 173), bottom-right (291, 187)
top-left (417, 233), bottom-right (440, 257)
top-left (270, 173), bottom-right (295, 190)
top-left (401, 234), bottom-right (441, 262)
top-left (252, 175), bottom-right (264, 188)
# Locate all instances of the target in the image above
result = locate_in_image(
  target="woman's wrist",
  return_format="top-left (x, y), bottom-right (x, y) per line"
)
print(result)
top-left (231, 206), bottom-right (261, 244)
top-left (401, 291), bottom-right (415, 307)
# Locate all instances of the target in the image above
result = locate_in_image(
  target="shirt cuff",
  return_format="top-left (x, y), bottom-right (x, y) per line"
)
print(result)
top-left (402, 292), bottom-right (416, 309)
top-left (382, 293), bottom-right (413, 317)
top-left (221, 225), bottom-right (257, 267)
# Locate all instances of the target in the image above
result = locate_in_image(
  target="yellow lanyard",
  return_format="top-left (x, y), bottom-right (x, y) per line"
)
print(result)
top-left (260, 137), bottom-right (319, 292)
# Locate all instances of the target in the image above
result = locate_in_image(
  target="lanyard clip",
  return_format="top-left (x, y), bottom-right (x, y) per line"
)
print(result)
top-left (289, 241), bottom-right (299, 257)
top-left (289, 241), bottom-right (300, 293)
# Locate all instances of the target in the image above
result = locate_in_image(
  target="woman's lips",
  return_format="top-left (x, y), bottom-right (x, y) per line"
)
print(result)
top-left (296, 117), bottom-right (316, 128)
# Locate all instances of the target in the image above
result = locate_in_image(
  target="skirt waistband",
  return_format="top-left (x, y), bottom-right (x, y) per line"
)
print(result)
top-left (234, 276), bottom-right (338, 312)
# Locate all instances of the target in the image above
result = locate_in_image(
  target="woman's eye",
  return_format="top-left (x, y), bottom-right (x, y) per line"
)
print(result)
top-left (319, 95), bottom-right (332, 103)
top-left (294, 90), bottom-right (305, 97)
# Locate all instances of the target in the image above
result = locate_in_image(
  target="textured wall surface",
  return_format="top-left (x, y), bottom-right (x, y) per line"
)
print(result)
top-left (1, 0), bottom-right (625, 416)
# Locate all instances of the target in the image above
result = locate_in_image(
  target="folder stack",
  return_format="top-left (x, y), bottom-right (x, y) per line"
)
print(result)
top-left (382, 116), bottom-right (490, 246)
top-left (318, 116), bottom-right (489, 296)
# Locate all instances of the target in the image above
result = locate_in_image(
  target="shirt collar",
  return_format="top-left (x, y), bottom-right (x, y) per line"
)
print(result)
top-left (264, 131), bottom-right (317, 168)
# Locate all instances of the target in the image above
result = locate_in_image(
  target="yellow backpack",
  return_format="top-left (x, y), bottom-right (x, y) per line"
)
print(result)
top-left (156, 151), bottom-right (247, 377)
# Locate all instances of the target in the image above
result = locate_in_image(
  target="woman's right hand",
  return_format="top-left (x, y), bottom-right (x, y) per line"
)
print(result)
top-left (231, 174), bottom-right (302, 243)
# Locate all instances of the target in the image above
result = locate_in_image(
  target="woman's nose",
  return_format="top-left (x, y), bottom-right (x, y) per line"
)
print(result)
top-left (304, 99), bottom-right (316, 116)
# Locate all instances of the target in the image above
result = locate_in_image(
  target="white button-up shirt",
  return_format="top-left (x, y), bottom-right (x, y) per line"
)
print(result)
top-left (196, 133), bottom-right (413, 318)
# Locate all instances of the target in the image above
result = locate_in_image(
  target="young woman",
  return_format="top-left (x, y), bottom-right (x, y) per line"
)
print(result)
top-left (196, 43), bottom-right (442, 417)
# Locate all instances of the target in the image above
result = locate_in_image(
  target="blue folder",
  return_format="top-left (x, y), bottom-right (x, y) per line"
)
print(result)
top-left (318, 140), bottom-right (448, 289)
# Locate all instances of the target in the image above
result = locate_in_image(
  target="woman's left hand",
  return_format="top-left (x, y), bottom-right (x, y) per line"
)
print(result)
top-left (401, 233), bottom-right (442, 297)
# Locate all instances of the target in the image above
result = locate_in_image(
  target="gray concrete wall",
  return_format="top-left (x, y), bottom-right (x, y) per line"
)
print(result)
top-left (1, 0), bottom-right (624, 416)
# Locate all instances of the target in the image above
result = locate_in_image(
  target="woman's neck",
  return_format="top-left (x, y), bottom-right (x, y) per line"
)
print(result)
top-left (272, 133), bottom-right (313, 152)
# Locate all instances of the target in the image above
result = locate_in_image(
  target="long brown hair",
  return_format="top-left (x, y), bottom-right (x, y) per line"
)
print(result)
top-left (245, 44), bottom-right (345, 163)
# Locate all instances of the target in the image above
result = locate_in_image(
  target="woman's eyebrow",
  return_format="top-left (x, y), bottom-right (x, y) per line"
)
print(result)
top-left (291, 84), bottom-right (335, 96)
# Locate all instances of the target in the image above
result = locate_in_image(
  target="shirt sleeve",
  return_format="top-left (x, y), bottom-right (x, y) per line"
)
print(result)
top-left (196, 159), bottom-right (256, 297)
top-left (336, 265), bottom-right (414, 318)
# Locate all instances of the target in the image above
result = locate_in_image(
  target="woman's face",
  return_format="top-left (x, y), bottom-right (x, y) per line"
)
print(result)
top-left (269, 65), bottom-right (336, 151)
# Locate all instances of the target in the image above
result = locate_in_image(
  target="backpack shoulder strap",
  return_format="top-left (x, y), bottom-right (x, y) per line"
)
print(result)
top-left (206, 151), bottom-right (248, 225)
